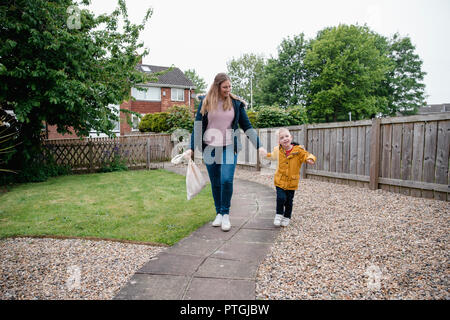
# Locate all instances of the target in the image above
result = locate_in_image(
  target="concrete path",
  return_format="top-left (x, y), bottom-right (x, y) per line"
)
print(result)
top-left (114, 164), bottom-right (278, 300)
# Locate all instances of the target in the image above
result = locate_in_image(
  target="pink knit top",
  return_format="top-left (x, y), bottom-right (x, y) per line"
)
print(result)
top-left (203, 100), bottom-right (235, 147)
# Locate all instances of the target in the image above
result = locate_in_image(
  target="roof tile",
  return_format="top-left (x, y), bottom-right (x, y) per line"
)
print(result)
top-left (138, 64), bottom-right (195, 88)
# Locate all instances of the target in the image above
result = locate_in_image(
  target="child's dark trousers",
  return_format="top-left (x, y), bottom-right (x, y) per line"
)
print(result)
top-left (276, 186), bottom-right (296, 218)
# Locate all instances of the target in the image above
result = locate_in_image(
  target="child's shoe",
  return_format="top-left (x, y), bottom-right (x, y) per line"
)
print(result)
top-left (281, 217), bottom-right (290, 227)
top-left (221, 214), bottom-right (231, 231)
top-left (212, 214), bottom-right (222, 227)
top-left (273, 214), bottom-right (283, 227)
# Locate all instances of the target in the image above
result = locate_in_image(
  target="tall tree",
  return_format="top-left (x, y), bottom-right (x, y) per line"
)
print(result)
top-left (184, 69), bottom-right (206, 94)
top-left (384, 33), bottom-right (427, 116)
top-left (0, 0), bottom-right (155, 172)
top-left (303, 25), bottom-right (391, 122)
top-left (258, 34), bottom-right (309, 107)
top-left (184, 68), bottom-right (206, 111)
top-left (226, 53), bottom-right (265, 108)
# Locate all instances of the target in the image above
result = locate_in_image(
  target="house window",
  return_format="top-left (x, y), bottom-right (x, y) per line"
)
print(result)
top-left (131, 114), bottom-right (142, 131)
top-left (171, 88), bottom-right (185, 102)
top-left (131, 87), bottom-right (161, 101)
top-left (89, 104), bottom-right (120, 137)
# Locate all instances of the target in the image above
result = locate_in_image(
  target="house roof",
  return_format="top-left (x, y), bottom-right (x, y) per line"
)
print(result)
top-left (137, 64), bottom-right (195, 89)
top-left (417, 104), bottom-right (450, 114)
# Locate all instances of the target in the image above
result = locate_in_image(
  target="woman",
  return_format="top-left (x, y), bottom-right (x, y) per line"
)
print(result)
top-left (185, 73), bottom-right (265, 232)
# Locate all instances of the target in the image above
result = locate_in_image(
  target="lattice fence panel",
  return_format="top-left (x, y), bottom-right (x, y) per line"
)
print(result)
top-left (42, 134), bottom-right (172, 173)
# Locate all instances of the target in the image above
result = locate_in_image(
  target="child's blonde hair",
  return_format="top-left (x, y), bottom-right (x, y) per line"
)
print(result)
top-left (275, 127), bottom-right (291, 143)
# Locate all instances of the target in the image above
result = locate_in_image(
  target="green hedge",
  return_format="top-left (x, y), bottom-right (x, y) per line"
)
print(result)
top-left (139, 105), bottom-right (194, 133)
top-left (137, 105), bottom-right (307, 132)
top-left (167, 105), bottom-right (194, 133)
top-left (139, 112), bottom-right (170, 133)
top-left (254, 105), bottom-right (308, 128)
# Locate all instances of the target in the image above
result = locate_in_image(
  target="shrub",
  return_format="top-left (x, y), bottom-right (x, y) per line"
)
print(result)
top-left (139, 107), bottom-right (194, 133)
top-left (167, 105), bottom-right (194, 133)
top-left (246, 111), bottom-right (258, 128)
top-left (139, 112), bottom-right (170, 133)
top-left (138, 113), bottom-right (154, 132)
top-left (287, 105), bottom-right (309, 125)
top-left (151, 112), bottom-right (170, 132)
top-left (98, 145), bottom-right (128, 172)
top-left (5, 155), bottom-right (71, 184)
top-left (255, 106), bottom-right (291, 128)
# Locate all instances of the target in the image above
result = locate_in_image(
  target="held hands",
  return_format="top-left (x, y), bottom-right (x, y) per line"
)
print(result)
top-left (258, 147), bottom-right (267, 158)
top-left (183, 149), bottom-right (193, 161)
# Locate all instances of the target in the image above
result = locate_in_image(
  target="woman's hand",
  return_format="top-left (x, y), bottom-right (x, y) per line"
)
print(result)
top-left (306, 159), bottom-right (315, 165)
top-left (258, 147), bottom-right (267, 158)
top-left (183, 149), bottom-right (193, 161)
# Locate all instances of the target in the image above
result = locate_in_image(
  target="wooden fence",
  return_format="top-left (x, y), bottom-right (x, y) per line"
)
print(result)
top-left (235, 113), bottom-right (450, 201)
top-left (43, 113), bottom-right (449, 201)
top-left (43, 134), bottom-right (172, 173)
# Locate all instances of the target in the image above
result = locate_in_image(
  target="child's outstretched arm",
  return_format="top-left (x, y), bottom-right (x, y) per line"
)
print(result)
top-left (266, 146), bottom-right (279, 161)
top-left (300, 149), bottom-right (316, 165)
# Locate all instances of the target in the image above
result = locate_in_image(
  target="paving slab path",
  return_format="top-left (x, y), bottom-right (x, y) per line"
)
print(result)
top-left (114, 164), bottom-right (278, 300)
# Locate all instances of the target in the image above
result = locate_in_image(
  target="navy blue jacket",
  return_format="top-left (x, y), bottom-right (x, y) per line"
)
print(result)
top-left (189, 95), bottom-right (261, 153)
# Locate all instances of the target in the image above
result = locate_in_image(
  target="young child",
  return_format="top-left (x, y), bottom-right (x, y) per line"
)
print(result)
top-left (260, 128), bottom-right (316, 227)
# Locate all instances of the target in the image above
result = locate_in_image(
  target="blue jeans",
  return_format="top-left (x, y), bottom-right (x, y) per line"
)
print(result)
top-left (204, 145), bottom-right (237, 216)
top-left (276, 187), bottom-right (295, 219)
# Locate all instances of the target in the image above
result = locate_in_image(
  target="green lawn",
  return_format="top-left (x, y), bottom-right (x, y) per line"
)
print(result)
top-left (0, 170), bottom-right (214, 245)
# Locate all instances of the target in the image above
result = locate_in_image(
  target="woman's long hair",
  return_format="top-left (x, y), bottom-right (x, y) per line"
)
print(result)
top-left (200, 73), bottom-right (234, 115)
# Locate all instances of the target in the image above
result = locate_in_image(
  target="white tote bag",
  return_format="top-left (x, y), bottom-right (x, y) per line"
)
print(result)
top-left (171, 154), bottom-right (185, 165)
top-left (186, 159), bottom-right (206, 200)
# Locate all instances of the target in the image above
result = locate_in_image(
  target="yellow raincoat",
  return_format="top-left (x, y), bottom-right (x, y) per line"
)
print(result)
top-left (266, 143), bottom-right (316, 190)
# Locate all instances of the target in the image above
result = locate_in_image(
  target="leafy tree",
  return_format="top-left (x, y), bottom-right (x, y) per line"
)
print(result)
top-left (287, 105), bottom-right (309, 125)
top-left (258, 34), bottom-right (309, 107)
top-left (383, 33), bottom-right (427, 115)
top-left (303, 25), bottom-right (392, 122)
top-left (226, 53), bottom-right (265, 109)
top-left (184, 69), bottom-right (206, 94)
top-left (0, 113), bottom-right (19, 174)
top-left (184, 69), bottom-right (206, 111)
top-left (0, 0), bottom-right (157, 175)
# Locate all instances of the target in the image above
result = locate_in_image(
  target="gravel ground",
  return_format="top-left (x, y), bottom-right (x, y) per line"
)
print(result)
top-left (234, 168), bottom-right (449, 300)
top-left (0, 237), bottom-right (165, 300)
top-left (1, 166), bottom-right (448, 300)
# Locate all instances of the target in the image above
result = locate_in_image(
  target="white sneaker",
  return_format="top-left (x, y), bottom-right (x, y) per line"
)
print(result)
top-left (281, 217), bottom-right (290, 227)
top-left (221, 214), bottom-right (231, 232)
top-left (273, 214), bottom-right (283, 227)
top-left (212, 214), bottom-right (222, 227)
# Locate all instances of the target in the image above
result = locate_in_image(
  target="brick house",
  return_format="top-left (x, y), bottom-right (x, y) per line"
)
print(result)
top-left (46, 64), bottom-right (195, 139)
top-left (119, 64), bottom-right (196, 136)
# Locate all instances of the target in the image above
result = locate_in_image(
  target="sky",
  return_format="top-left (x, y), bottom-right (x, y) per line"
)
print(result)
top-left (86, 0), bottom-right (450, 105)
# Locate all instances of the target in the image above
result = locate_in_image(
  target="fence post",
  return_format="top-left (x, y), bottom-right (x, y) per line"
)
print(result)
top-left (256, 129), bottom-right (261, 171)
top-left (369, 118), bottom-right (381, 190)
top-left (146, 137), bottom-right (151, 170)
top-left (301, 124), bottom-right (308, 179)
top-left (88, 141), bottom-right (93, 173)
